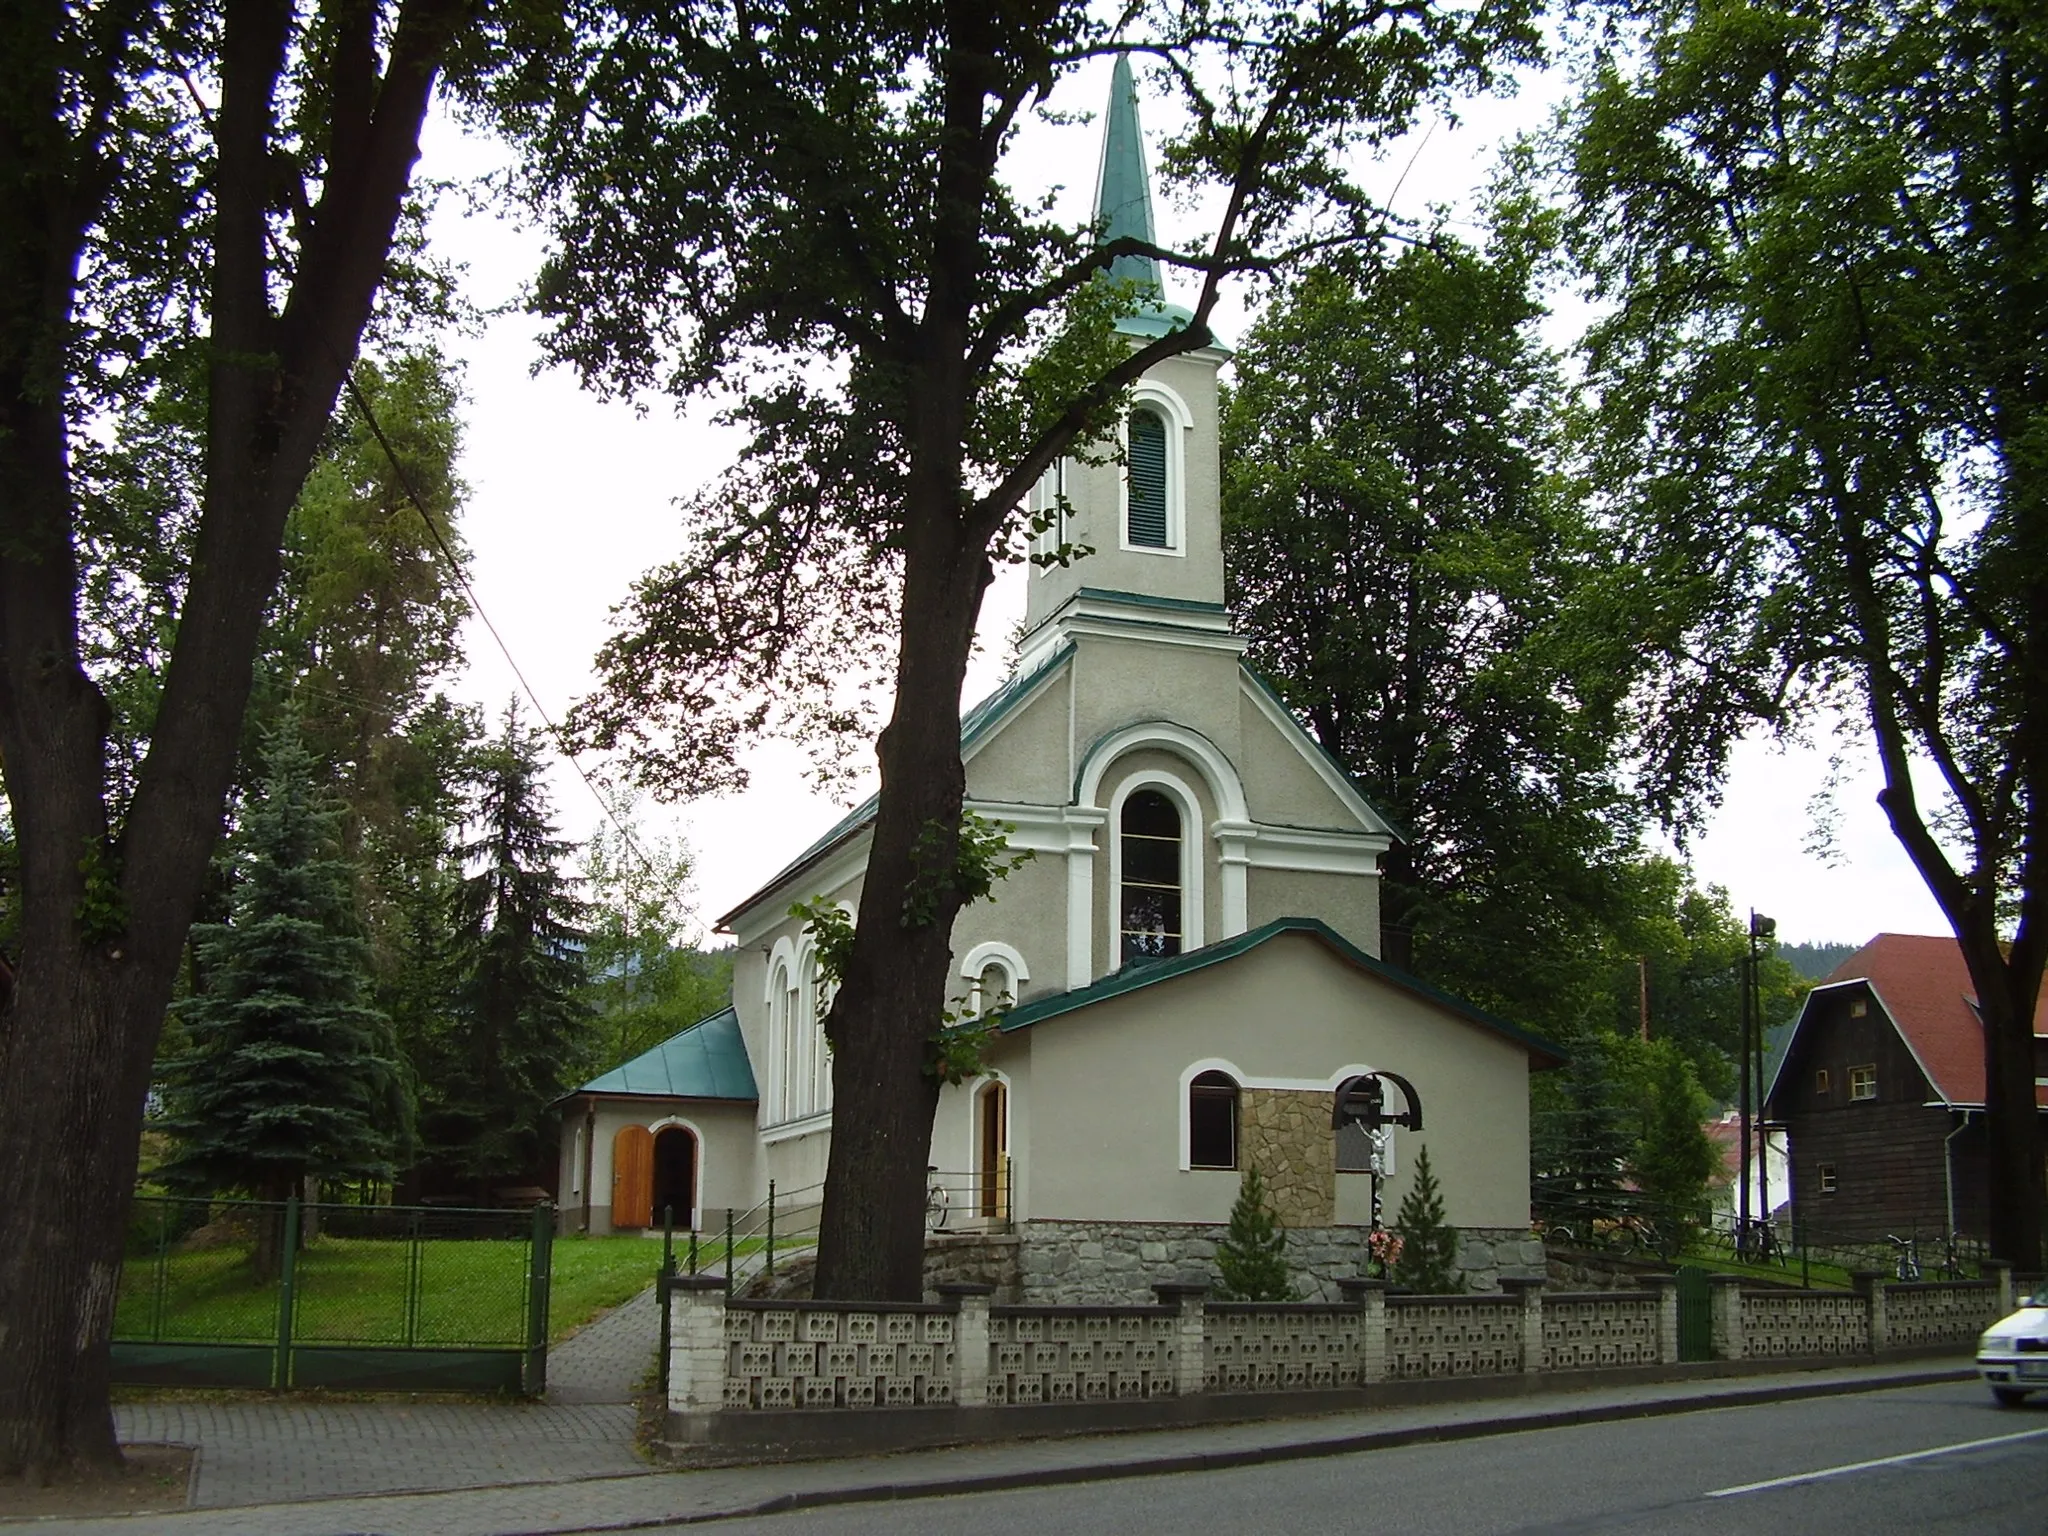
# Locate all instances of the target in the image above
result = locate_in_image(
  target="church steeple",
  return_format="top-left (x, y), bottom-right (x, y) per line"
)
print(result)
top-left (1095, 54), bottom-right (1163, 300)
top-left (1017, 54), bottom-right (1234, 661)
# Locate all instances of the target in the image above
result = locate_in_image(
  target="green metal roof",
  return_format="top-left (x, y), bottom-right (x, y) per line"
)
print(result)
top-left (571, 1007), bottom-right (757, 1101)
top-left (1097, 54), bottom-right (1161, 298)
top-left (998, 916), bottom-right (1565, 1066)
top-left (714, 642), bottom-right (1076, 929)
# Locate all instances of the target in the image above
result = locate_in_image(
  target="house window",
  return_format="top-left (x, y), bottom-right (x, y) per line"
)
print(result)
top-left (1849, 997), bottom-right (1868, 1018)
top-left (1120, 789), bottom-right (1183, 962)
top-left (1815, 1068), bottom-right (1830, 1096)
top-left (1125, 407), bottom-right (1170, 547)
top-left (1818, 1163), bottom-right (1838, 1194)
top-left (1849, 1064), bottom-right (1877, 1101)
top-left (1189, 1071), bottom-right (1238, 1169)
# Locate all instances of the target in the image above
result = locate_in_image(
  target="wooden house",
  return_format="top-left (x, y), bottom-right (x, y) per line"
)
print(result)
top-left (1764, 933), bottom-right (2048, 1246)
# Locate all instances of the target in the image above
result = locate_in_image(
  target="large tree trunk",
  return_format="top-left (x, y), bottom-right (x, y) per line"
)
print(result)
top-left (812, 486), bottom-right (992, 1301)
top-left (0, 0), bottom-right (461, 1475)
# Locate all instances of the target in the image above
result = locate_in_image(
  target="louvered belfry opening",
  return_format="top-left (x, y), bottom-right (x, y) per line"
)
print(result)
top-left (1126, 406), bottom-right (1169, 546)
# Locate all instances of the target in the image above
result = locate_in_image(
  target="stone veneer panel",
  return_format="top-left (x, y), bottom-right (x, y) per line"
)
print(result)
top-left (1238, 1089), bottom-right (1337, 1228)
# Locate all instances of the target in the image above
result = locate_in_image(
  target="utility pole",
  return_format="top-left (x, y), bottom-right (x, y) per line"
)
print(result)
top-left (1739, 925), bottom-right (1752, 1254)
top-left (1751, 911), bottom-right (1776, 1243)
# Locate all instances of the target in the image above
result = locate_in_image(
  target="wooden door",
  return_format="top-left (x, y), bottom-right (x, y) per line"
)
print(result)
top-left (611, 1124), bottom-right (653, 1229)
top-left (978, 1082), bottom-right (1008, 1219)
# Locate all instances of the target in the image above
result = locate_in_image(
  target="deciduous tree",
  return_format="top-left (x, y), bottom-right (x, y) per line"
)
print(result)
top-left (0, 0), bottom-right (481, 1474)
top-left (1569, 0), bottom-right (2048, 1263)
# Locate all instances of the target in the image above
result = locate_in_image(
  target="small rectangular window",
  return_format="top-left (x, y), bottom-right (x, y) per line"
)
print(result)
top-left (1818, 1163), bottom-right (1838, 1194)
top-left (1849, 1064), bottom-right (1877, 1101)
top-left (1815, 1068), bottom-right (1830, 1095)
top-left (1849, 997), bottom-right (1868, 1018)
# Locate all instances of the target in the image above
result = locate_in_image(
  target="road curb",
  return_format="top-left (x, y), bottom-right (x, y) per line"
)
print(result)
top-left (517, 1364), bottom-right (1975, 1534)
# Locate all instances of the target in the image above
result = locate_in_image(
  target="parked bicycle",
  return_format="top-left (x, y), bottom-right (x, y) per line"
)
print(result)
top-left (1886, 1233), bottom-right (1921, 1281)
top-left (924, 1165), bottom-right (950, 1230)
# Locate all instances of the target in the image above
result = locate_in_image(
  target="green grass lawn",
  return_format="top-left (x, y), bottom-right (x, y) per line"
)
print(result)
top-left (114, 1231), bottom-right (795, 1350)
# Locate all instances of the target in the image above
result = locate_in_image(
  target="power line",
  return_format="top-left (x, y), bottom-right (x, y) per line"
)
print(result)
top-left (336, 367), bottom-right (655, 875)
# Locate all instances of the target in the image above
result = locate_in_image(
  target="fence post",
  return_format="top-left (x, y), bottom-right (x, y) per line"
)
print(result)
top-left (1500, 1276), bottom-right (1545, 1374)
top-left (1338, 1277), bottom-right (1388, 1386)
top-left (151, 1199), bottom-right (171, 1343)
top-left (1645, 1275), bottom-right (1681, 1365)
top-left (666, 1275), bottom-right (731, 1442)
top-left (524, 1201), bottom-right (554, 1397)
top-left (1153, 1281), bottom-right (1208, 1397)
top-left (1854, 1271), bottom-right (1888, 1356)
top-left (1985, 1259), bottom-right (2013, 1316)
top-left (275, 1196), bottom-right (301, 1389)
top-left (658, 1205), bottom-right (678, 1397)
top-left (1709, 1274), bottom-right (1746, 1361)
top-left (766, 1179), bottom-right (776, 1278)
top-left (938, 1283), bottom-right (994, 1406)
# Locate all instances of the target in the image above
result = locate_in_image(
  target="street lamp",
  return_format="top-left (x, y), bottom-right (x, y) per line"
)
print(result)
top-left (1739, 911), bottom-right (1776, 1258)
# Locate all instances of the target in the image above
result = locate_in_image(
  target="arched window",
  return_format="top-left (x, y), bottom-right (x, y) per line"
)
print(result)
top-left (972, 959), bottom-right (1015, 1017)
top-left (1125, 407), bottom-right (1170, 547)
top-left (1189, 1071), bottom-right (1238, 1170)
top-left (1120, 788), bottom-right (1183, 962)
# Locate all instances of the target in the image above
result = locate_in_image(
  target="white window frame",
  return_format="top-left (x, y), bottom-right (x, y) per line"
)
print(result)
top-left (1106, 768), bottom-right (1205, 967)
top-left (959, 940), bottom-right (1030, 1018)
top-left (1848, 1063), bottom-right (1877, 1102)
top-left (1117, 379), bottom-right (1193, 557)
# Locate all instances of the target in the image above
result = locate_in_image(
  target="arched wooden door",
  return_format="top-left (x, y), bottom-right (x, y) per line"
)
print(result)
top-left (611, 1124), bottom-right (653, 1229)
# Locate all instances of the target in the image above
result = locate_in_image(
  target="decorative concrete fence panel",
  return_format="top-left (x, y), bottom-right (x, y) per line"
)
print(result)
top-left (1739, 1290), bottom-right (1868, 1358)
top-left (723, 1299), bottom-right (956, 1409)
top-left (987, 1306), bottom-right (1177, 1403)
top-left (1385, 1294), bottom-right (1524, 1378)
top-left (1884, 1281), bottom-right (2000, 1350)
top-left (1542, 1294), bottom-right (1663, 1370)
top-left (1205, 1303), bottom-right (1363, 1392)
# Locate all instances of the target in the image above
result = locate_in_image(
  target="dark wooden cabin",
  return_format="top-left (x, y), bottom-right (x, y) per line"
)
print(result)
top-left (1765, 933), bottom-right (2048, 1247)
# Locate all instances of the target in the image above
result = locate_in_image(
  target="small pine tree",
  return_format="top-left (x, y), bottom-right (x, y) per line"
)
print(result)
top-left (1214, 1165), bottom-right (1292, 1301)
top-left (1628, 1038), bottom-right (1718, 1255)
top-left (159, 717), bottom-right (401, 1262)
top-left (1391, 1145), bottom-right (1462, 1293)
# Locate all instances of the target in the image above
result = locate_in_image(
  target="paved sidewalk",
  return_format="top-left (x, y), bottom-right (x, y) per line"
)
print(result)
top-left (549, 1285), bottom-right (661, 1405)
top-left (74, 1358), bottom-right (1973, 1536)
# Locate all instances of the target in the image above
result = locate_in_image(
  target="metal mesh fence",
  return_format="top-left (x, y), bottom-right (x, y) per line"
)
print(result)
top-left (118, 1195), bottom-right (539, 1351)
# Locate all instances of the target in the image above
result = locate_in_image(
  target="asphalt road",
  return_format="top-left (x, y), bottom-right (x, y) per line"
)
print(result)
top-left (706, 1380), bottom-right (2048, 1535)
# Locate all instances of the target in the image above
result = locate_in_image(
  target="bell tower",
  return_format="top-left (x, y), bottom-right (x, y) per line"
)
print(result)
top-left (1019, 56), bottom-right (1234, 663)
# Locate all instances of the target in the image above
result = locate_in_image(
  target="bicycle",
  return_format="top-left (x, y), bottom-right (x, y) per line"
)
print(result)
top-left (1885, 1233), bottom-right (1921, 1281)
top-left (924, 1166), bottom-right (950, 1230)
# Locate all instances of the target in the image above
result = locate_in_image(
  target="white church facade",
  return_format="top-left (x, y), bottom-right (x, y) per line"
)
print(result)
top-left (556, 61), bottom-right (1557, 1299)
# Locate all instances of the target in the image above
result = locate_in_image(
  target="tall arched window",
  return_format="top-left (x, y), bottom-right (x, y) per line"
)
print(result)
top-left (1125, 407), bottom-right (1169, 547)
top-left (1189, 1071), bottom-right (1239, 1170)
top-left (1120, 788), bottom-right (1183, 962)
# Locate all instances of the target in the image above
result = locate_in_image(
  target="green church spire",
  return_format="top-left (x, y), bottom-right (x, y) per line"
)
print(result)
top-left (1095, 54), bottom-right (1163, 299)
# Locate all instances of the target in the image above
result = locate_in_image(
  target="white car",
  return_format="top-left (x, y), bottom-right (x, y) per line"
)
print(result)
top-left (1977, 1291), bottom-right (2048, 1406)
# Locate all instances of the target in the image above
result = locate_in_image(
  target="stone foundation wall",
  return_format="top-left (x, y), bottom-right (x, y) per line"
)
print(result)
top-left (1019, 1220), bottom-right (1544, 1303)
top-left (923, 1232), bottom-right (1023, 1303)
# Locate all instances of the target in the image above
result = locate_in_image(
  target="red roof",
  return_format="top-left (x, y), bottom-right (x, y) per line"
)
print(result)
top-left (1814, 933), bottom-right (2048, 1106)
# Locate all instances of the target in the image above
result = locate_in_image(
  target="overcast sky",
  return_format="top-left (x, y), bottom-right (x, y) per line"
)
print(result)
top-left (415, 55), bottom-right (1952, 952)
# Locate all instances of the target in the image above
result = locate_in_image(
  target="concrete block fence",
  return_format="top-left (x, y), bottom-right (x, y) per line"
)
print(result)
top-left (663, 1265), bottom-right (2007, 1446)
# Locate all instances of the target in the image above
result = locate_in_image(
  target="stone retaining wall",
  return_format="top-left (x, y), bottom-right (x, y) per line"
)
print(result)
top-left (1016, 1220), bottom-right (1542, 1303)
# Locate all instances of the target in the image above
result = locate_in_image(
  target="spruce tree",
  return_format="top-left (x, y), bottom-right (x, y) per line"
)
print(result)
top-left (1392, 1145), bottom-right (1462, 1293)
top-left (159, 717), bottom-right (401, 1213)
top-left (1213, 1165), bottom-right (1292, 1301)
top-left (419, 703), bottom-right (591, 1188)
top-left (1530, 1020), bottom-right (1633, 1238)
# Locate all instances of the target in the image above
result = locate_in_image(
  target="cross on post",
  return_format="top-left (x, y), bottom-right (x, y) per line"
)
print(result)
top-left (1333, 1071), bottom-right (1423, 1273)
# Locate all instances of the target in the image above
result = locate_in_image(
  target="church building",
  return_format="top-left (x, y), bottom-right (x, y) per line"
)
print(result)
top-left (557, 60), bottom-right (1557, 1299)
